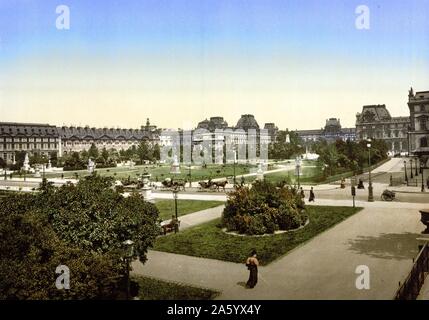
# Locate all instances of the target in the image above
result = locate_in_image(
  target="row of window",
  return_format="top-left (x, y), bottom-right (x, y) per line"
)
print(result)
top-left (1, 137), bottom-right (57, 143)
top-left (0, 144), bottom-right (58, 150)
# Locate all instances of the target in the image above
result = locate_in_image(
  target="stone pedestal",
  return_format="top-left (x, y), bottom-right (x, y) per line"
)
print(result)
top-left (34, 167), bottom-right (41, 178)
top-left (141, 173), bottom-right (154, 202)
top-left (256, 162), bottom-right (264, 181)
top-left (170, 155), bottom-right (181, 175)
top-left (419, 209), bottom-right (429, 234)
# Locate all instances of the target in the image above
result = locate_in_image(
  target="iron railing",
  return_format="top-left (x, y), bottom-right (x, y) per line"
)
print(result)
top-left (394, 243), bottom-right (429, 300)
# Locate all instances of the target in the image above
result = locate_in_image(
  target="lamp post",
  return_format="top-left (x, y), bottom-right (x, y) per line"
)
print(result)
top-left (410, 159), bottom-right (414, 179)
top-left (367, 140), bottom-right (374, 202)
top-left (188, 163), bottom-right (192, 187)
top-left (233, 147), bottom-right (237, 187)
top-left (122, 239), bottom-right (134, 300)
top-left (421, 161), bottom-right (425, 192)
top-left (415, 158), bottom-right (419, 176)
top-left (404, 160), bottom-right (408, 185)
top-left (172, 187), bottom-right (179, 233)
top-left (295, 156), bottom-right (302, 189)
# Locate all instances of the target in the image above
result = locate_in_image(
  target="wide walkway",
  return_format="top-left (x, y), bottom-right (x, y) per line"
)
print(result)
top-left (132, 199), bottom-right (428, 299)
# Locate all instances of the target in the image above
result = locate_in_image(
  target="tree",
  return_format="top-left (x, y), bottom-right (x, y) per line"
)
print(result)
top-left (88, 143), bottom-right (99, 160)
top-left (268, 130), bottom-right (304, 160)
top-left (137, 140), bottom-right (152, 164)
top-left (0, 203), bottom-right (123, 299)
top-left (317, 143), bottom-right (339, 176)
top-left (101, 147), bottom-right (109, 164)
top-left (41, 174), bottom-right (160, 261)
top-left (152, 143), bottom-right (161, 161)
top-left (0, 175), bottom-right (160, 299)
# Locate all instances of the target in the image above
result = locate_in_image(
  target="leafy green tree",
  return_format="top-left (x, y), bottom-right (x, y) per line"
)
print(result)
top-left (0, 203), bottom-right (123, 299)
top-left (152, 143), bottom-right (161, 161)
top-left (0, 175), bottom-right (160, 299)
top-left (269, 130), bottom-right (304, 160)
top-left (137, 140), bottom-right (152, 164)
top-left (88, 143), bottom-right (99, 160)
top-left (101, 147), bottom-right (109, 164)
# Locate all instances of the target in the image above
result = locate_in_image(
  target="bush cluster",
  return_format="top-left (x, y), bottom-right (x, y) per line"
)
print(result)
top-left (222, 181), bottom-right (307, 235)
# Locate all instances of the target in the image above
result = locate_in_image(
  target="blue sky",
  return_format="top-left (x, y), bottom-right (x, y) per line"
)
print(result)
top-left (0, 0), bottom-right (428, 129)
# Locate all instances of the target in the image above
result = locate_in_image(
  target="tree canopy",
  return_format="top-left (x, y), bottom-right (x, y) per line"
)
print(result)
top-left (0, 175), bottom-right (160, 299)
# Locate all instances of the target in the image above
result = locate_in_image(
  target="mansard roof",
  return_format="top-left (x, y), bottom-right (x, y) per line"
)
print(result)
top-left (59, 126), bottom-right (155, 140)
top-left (0, 122), bottom-right (59, 137)
top-left (356, 105), bottom-right (392, 124)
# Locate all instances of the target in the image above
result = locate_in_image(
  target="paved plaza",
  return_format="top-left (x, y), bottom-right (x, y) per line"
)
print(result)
top-left (131, 158), bottom-right (429, 299)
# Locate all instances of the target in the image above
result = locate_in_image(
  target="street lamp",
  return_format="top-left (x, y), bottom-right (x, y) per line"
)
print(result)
top-left (404, 160), bottom-right (408, 185)
top-left (410, 159), bottom-right (414, 179)
top-left (295, 156), bottom-right (302, 188)
top-left (233, 146), bottom-right (237, 187)
top-left (122, 239), bottom-right (134, 300)
top-left (414, 158), bottom-right (419, 177)
top-left (188, 163), bottom-right (192, 187)
top-left (367, 140), bottom-right (374, 202)
top-left (172, 187), bottom-right (179, 233)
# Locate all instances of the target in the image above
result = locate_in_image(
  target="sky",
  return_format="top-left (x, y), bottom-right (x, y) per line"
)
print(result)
top-left (0, 0), bottom-right (428, 130)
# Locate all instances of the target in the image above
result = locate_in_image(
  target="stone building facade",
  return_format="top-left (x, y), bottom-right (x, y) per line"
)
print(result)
top-left (59, 118), bottom-right (159, 156)
top-left (355, 105), bottom-right (409, 154)
top-left (408, 88), bottom-right (429, 164)
top-left (0, 119), bottom-right (160, 164)
top-left (0, 122), bottom-right (60, 164)
top-left (297, 118), bottom-right (356, 143)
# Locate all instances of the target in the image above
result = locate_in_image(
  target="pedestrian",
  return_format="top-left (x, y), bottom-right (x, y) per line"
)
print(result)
top-left (426, 177), bottom-right (429, 189)
top-left (245, 249), bottom-right (259, 289)
top-left (309, 187), bottom-right (315, 202)
top-left (300, 187), bottom-right (305, 199)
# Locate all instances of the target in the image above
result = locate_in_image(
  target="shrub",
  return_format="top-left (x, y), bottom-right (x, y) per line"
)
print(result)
top-left (222, 181), bottom-right (306, 235)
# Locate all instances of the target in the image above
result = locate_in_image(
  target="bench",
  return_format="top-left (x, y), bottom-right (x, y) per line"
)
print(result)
top-left (161, 220), bottom-right (181, 235)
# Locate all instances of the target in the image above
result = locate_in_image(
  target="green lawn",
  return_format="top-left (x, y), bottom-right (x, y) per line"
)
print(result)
top-left (133, 276), bottom-right (219, 300)
top-left (264, 166), bottom-right (320, 184)
top-left (36, 163), bottom-right (253, 182)
top-left (155, 199), bottom-right (225, 220)
top-left (153, 206), bottom-right (362, 265)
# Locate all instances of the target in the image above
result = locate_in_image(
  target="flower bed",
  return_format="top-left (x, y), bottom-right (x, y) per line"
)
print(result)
top-left (222, 181), bottom-right (307, 235)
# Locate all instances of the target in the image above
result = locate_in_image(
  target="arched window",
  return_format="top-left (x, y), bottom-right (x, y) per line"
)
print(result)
top-left (420, 137), bottom-right (428, 148)
top-left (419, 116), bottom-right (428, 131)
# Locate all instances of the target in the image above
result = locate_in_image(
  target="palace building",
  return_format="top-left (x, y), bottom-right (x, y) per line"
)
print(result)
top-left (407, 88), bottom-right (429, 164)
top-left (0, 122), bottom-right (60, 164)
top-left (355, 104), bottom-right (410, 154)
top-left (296, 118), bottom-right (356, 143)
top-left (0, 119), bottom-right (160, 164)
top-left (59, 119), bottom-right (159, 156)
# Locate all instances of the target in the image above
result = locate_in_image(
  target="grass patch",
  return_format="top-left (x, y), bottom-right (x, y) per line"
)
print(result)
top-left (133, 276), bottom-right (219, 300)
top-left (155, 200), bottom-right (225, 220)
top-left (37, 163), bottom-right (253, 181)
top-left (153, 205), bottom-right (362, 265)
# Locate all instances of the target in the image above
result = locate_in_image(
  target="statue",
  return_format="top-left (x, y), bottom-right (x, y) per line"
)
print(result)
top-left (170, 155), bottom-right (181, 174)
top-left (256, 162), bottom-right (264, 181)
top-left (22, 153), bottom-right (30, 172)
top-left (88, 158), bottom-right (96, 174)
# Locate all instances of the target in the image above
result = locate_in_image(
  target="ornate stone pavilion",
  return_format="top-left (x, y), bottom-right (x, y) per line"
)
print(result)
top-left (355, 105), bottom-right (409, 154)
top-left (408, 88), bottom-right (429, 166)
top-left (296, 118), bottom-right (356, 143)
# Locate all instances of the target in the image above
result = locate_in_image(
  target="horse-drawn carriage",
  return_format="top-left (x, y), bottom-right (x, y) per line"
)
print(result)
top-left (198, 179), bottom-right (228, 192)
top-left (161, 178), bottom-right (186, 191)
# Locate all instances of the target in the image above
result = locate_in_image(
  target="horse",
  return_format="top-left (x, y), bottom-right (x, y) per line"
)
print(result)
top-left (213, 180), bottom-right (228, 192)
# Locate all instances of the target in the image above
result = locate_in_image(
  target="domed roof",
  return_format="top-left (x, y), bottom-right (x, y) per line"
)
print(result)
top-left (235, 114), bottom-right (259, 130)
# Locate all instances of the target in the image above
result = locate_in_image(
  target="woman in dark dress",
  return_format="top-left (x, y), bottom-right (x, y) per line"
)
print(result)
top-left (246, 250), bottom-right (259, 288)
top-left (309, 187), bottom-right (315, 202)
